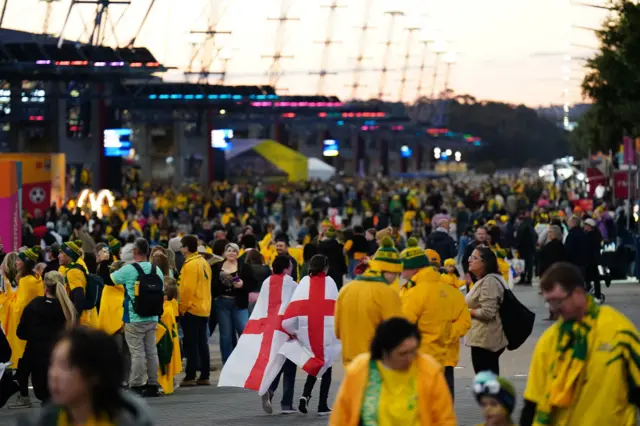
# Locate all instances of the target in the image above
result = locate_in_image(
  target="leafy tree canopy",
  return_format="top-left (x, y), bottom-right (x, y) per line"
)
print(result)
top-left (444, 96), bottom-right (568, 169)
top-left (579, 0), bottom-right (640, 153)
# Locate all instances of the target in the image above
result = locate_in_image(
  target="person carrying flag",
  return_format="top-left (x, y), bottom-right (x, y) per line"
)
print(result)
top-left (218, 255), bottom-right (299, 414)
top-left (279, 254), bottom-right (341, 415)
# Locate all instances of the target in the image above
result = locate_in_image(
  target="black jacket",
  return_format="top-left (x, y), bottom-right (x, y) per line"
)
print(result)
top-left (516, 220), bottom-right (537, 256)
top-left (211, 260), bottom-right (249, 309)
top-left (346, 234), bottom-right (369, 258)
top-left (17, 296), bottom-right (67, 362)
top-left (426, 230), bottom-right (457, 263)
top-left (564, 227), bottom-right (588, 268)
top-left (539, 239), bottom-right (565, 277)
top-left (318, 238), bottom-right (348, 289)
top-left (246, 264), bottom-right (271, 293)
top-left (585, 229), bottom-right (603, 264)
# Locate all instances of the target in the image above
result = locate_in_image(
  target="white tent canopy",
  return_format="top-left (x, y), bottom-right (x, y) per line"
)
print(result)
top-left (308, 157), bottom-right (336, 181)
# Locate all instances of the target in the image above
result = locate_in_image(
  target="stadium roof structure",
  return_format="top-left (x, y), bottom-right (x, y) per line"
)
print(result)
top-left (0, 28), bottom-right (164, 80)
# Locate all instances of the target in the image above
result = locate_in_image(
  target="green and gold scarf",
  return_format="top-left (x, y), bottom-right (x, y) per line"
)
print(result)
top-left (533, 296), bottom-right (600, 425)
top-left (361, 361), bottom-right (383, 426)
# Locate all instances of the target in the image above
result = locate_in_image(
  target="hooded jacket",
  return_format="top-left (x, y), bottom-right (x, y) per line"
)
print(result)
top-left (17, 391), bottom-right (154, 426)
top-left (426, 228), bottom-right (457, 262)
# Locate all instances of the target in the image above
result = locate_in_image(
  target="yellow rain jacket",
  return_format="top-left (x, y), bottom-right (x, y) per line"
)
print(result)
top-left (9, 274), bottom-right (44, 364)
top-left (156, 300), bottom-right (182, 395)
top-left (440, 272), bottom-right (466, 291)
top-left (259, 232), bottom-right (273, 251)
top-left (178, 253), bottom-right (212, 317)
top-left (403, 210), bottom-right (416, 235)
top-left (401, 267), bottom-right (454, 366)
top-left (0, 280), bottom-right (16, 334)
top-left (335, 271), bottom-right (402, 366)
top-left (441, 281), bottom-right (471, 367)
top-left (97, 283), bottom-right (124, 335)
top-left (330, 353), bottom-right (456, 426)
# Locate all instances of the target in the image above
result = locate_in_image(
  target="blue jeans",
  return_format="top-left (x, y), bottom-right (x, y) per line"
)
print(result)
top-left (215, 297), bottom-right (249, 363)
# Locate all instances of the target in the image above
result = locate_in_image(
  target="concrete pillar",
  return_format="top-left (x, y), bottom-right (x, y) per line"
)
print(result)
top-left (8, 79), bottom-right (20, 152)
top-left (172, 121), bottom-right (184, 187)
top-left (136, 124), bottom-right (152, 182)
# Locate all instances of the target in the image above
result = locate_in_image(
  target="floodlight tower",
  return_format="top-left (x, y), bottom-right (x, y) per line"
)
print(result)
top-left (313, 0), bottom-right (345, 95)
top-left (398, 25), bottom-right (419, 102)
top-left (415, 40), bottom-right (432, 99)
top-left (429, 39), bottom-right (447, 100)
top-left (58, 0), bottom-right (131, 47)
top-left (186, 0), bottom-right (232, 84)
top-left (377, 9), bottom-right (404, 100)
top-left (349, 0), bottom-right (376, 99)
top-left (442, 51), bottom-right (457, 93)
top-left (41, 0), bottom-right (61, 34)
top-left (217, 47), bottom-right (233, 84)
top-left (263, 0), bottom-right (299, 89)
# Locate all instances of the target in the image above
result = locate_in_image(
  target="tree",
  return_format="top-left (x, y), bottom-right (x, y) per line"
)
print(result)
top-left (444, 97), bottom-right (569, 169)
top-left (580, 0), bottom-right (640, 152)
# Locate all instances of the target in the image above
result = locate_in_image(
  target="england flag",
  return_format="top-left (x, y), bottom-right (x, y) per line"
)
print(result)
top-left (218, 273), bottom-right (298, 395)
top-left (278, 273), bottom-right (341, 377)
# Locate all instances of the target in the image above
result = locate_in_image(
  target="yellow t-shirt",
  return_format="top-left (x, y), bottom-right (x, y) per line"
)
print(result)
top-left (524, 306), bottom-right (638, 426)
top-left (377, 361), bottom-right (419, 426)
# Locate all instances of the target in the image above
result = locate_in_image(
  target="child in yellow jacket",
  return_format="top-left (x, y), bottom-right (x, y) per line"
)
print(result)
top-left (441, 258), bottom-right (467, 294)
top-left (157, 277), bottom-right (182, 395)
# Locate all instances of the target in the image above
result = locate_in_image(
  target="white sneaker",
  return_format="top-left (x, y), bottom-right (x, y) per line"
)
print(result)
top-left (281, 408), bottom-right (297, 414)
top-left (261, 392), bottom-right (273, 414)
top-left (595, 297), bottom-right (604, 305)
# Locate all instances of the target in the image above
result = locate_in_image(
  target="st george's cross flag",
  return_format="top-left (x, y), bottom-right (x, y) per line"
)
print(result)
top-left (278, 273), bottom-right (341, 377)
top-left (218, 273), bottom-right (298, 395)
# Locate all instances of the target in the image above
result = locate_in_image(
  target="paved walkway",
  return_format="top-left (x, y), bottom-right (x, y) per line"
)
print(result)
top-left (2, 281), bottom-right (639, 425)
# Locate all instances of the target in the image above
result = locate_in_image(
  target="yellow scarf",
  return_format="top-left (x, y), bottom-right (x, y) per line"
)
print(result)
top-left (534, 296), bottom-right (600, 425)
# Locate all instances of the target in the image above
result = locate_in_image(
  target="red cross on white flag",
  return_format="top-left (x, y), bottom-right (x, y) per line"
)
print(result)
top-left (278, 273), bottom-right (341, 377)
top-left (218, 273), bottom-right (298, 395)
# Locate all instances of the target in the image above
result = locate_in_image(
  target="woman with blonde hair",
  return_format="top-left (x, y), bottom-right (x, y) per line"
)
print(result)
top-left (13, 271), bottom-right (76, 406)
top-left (8, 246), bottom-right (44, 368)
top-left (0, 252), bottom-right (19, 333)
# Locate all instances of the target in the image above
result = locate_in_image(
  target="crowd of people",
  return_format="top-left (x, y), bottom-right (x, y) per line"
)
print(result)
top-left (0, 173), bottom-right (638, 425)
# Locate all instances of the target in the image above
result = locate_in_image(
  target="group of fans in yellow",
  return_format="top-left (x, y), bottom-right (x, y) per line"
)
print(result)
top-left (1, 200), bottom-right (640, 425)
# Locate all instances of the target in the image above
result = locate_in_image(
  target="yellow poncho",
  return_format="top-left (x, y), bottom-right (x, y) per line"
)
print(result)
top-left (8, 274), bottom-right (44, 364)
top-left (156, 300), bottom-right (182, 395)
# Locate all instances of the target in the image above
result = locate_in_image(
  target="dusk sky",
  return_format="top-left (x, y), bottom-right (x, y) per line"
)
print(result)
top-left (3, 0), bottom-right (609, 106)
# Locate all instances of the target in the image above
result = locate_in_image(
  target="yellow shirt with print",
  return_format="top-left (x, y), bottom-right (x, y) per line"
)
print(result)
top-left (524, 305), bottom-right (638, 426)
top-left (62, 263), bottom-right (98, 328)
top-left (377, 361), bottom-right (419, 426)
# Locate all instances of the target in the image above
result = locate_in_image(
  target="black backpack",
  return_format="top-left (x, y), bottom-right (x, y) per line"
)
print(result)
top-left (131, 263), bottom-right (164, 317)
top-left (65, 264), bottom-right (104, 310)
top-left (496, 276), bottom-right (535, 350)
